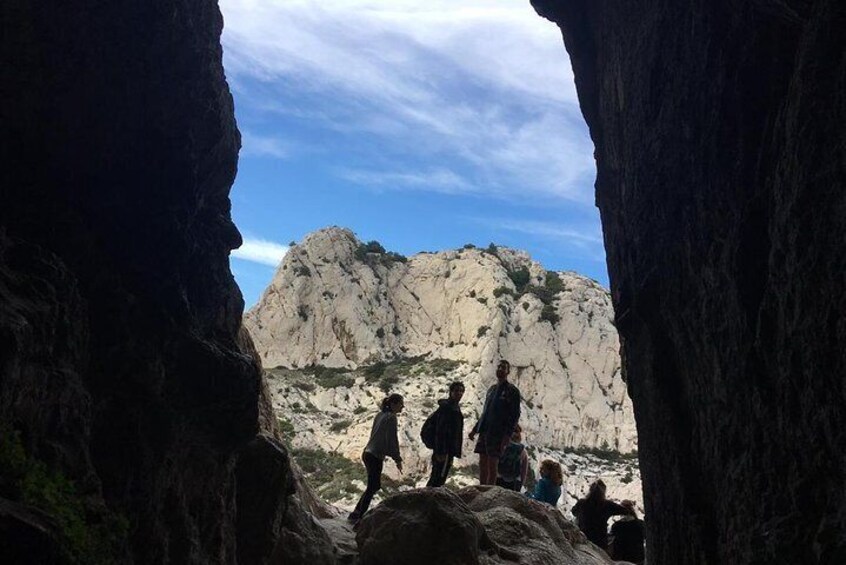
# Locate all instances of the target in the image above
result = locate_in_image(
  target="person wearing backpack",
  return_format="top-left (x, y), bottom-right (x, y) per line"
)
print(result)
top-left (496, 424), bottom-right (528, 491)
top-left (422, 382), bottom-right (465, 487)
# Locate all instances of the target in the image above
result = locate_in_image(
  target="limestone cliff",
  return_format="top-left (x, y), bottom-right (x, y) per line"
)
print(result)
top-left (532, 0), bottom-right (846, 564)
top-left (246, 227), bottom-right (640, 511)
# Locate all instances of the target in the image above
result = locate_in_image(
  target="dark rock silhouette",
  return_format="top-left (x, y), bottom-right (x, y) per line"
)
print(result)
top-left (532, 1), bottom-right (846, 564)
top-left (355, 486), bottom-right (616, 565)
top-left (1, 0), bottom-right (322, 562)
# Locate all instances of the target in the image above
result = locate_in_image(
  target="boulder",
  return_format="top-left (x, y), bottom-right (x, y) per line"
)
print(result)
top-left (356, 487), bottom-right (617, 565)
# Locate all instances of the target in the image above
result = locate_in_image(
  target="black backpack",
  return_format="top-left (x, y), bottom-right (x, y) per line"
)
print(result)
top-left (420, 407), bottom-right (440, 449)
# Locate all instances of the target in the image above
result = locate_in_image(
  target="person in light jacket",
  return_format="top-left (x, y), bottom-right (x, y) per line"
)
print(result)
top-left (348, 393), bottom-right (404, 523)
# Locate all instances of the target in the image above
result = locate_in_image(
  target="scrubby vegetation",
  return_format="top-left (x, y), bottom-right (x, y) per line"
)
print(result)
top-left (355, 240), bottom-right (408, 267)
top-left (301, 365), bottom-right (355, 388)
top-left (507, 266), bottom-right (531, 291)
top-left (356, 356), bottom-right (462, 393)
top-left (540, 304), bottom-right (560, 325)
top-left (0, 425), bottom-right (129, 564)
top-left (493, 286), bottom-right (515, 298)
top-left (562, 445), bottom-right (639, 464)
top-left (292, 447), bottom-right (364, 500)
top-left (329, 419), bottom-right (353, 433)
top-left (477, 325), bottom-right (490, 338)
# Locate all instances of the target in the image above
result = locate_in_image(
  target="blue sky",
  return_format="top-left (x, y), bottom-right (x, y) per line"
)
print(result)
top-left (219, 0), bottom-right (606, 307)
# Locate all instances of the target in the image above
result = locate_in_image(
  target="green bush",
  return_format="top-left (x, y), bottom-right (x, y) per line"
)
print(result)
top-left (297, 305), bottom-right (309, 321)
top-left (493, 286), bottom-right (514, 298)
top-left (355, 241), bottom-right (407, 266)
top-left (329, 420), bottom-right (353, 433)
top-left (0, 426), bottom-right (129, 564)
top-left (526, 284), bottom-right (555, 305)
top-left (477, 325), bottom-right (490, 338)
top-left (540, 304), bottom-right (560, 325)
top-left (463, 243), bottom-right (476, 249)
top-left (508, 266), bottom-right (531, 291)
top-left (292, 447), bottom-right (363, 500)
top-left (294, 265), bottom-right (311, 277)
top-left (353, 406), bottom-right (368, 415)
top-left (544, 271), bottom-right (564, 294)
top-left (277, 417), bottom-right (296, 440)
top-left (476, 297), bottom-right (488, 305)
top-left (376, 328), bottom-right (385, 339)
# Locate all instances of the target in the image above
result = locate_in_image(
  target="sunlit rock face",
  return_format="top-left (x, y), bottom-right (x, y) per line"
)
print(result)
top-left (1, 1), bottom-right (311, 562)
top-left (246, 227), bottom-right (641, 511)
top-left (532, 1), bottom-right (846, 564)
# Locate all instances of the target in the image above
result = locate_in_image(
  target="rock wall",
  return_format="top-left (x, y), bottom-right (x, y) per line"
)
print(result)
top-left (1, 1), bottom-right (317, 562)
top-left (247, 227), bottom-right (637, 455)
top-left (532, 1), bottom-right (846, 564)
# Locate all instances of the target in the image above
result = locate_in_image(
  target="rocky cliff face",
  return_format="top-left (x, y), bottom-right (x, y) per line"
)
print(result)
top-left (532, 1), bottom-right (846, 564)
top-left (1, 1), bottom-right (315, 563)
top-left (246, 227), bottom-right (641, 511)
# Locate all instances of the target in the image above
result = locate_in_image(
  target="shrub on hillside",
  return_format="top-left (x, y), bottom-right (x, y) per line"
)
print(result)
top-left (540, 304), bottom-right (560, 325)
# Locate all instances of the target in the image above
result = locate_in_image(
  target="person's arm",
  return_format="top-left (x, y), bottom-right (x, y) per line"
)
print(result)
top-left (605, 500), bottom-right (634, 518)
top-left (386, 414), bottom-right (402, 469)
top-left (507, 385), bottom-right (521, 434)
top-left (433, 408), bottom-right (448, 460)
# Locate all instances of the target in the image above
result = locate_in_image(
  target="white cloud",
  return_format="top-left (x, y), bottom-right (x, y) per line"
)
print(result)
top-left (240, 130), bottom-right (292, 159)
top-left (338, 167), bottom-right (475, 195)
top-left (472, 217), bottom-right (606, 261)
top-left (232, 237), bottom-right (290, 266)
top-left (220, 0), bottom-right (595, 203)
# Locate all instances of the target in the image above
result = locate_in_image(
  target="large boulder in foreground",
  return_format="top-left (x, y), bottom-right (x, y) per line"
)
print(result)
top-left (356, 486), bottom-right (616, 565)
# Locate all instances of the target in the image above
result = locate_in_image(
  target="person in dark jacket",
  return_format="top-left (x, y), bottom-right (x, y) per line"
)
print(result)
top-left (609, 500), bottom-right (645, 564)
top-left (469, 359), bottom-right (521, 485)
top-left (348, 394), bottom-right (404, 523)
top-left (426, 382), bottom-right (465, 487)
top-left (572, 480), bottom-right (634, 550)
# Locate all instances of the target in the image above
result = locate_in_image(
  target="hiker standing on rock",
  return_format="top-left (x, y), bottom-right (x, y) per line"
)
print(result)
top-left (422, 382), bottom-right (465, 487)
top-left (348, 393), bottom-right (404, 523)
top-left (469, 359), bottom-right (521, 485)
top-left (572, 479), bottom-right (635, 550)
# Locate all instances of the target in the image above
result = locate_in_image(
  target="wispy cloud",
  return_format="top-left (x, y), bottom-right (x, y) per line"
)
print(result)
top-left (232, 237), bottom-right (290, 266)
top-left (471, 217), bottom-right (606, 261)
top-left (338, 167), bottom-right (475, 195)
top-left (240, 130), bottom-right (292, 159)
top-left (220, 0), bottom-right (595, 203)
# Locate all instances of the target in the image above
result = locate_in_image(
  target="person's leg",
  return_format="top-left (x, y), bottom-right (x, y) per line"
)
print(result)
top-left (426, 455), bottom-right (443, 487)
top-left (350, 453), bottom-right (383, 519)
top-left (478, 454), bottom-right (490, 484)
top-left (427, 455), bottom-right (453, 487)
top-left (484, 456), bottom-right (499, 485)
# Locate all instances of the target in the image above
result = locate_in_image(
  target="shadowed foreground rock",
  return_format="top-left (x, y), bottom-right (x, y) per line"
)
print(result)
top-left (356, 486), bottom-right (618, 565)
top-left (532, 0), bottom-right (846, 564)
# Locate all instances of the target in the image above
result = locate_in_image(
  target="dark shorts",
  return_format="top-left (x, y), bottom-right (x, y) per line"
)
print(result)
top-left (473, 432), bottom-right (507, 457)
